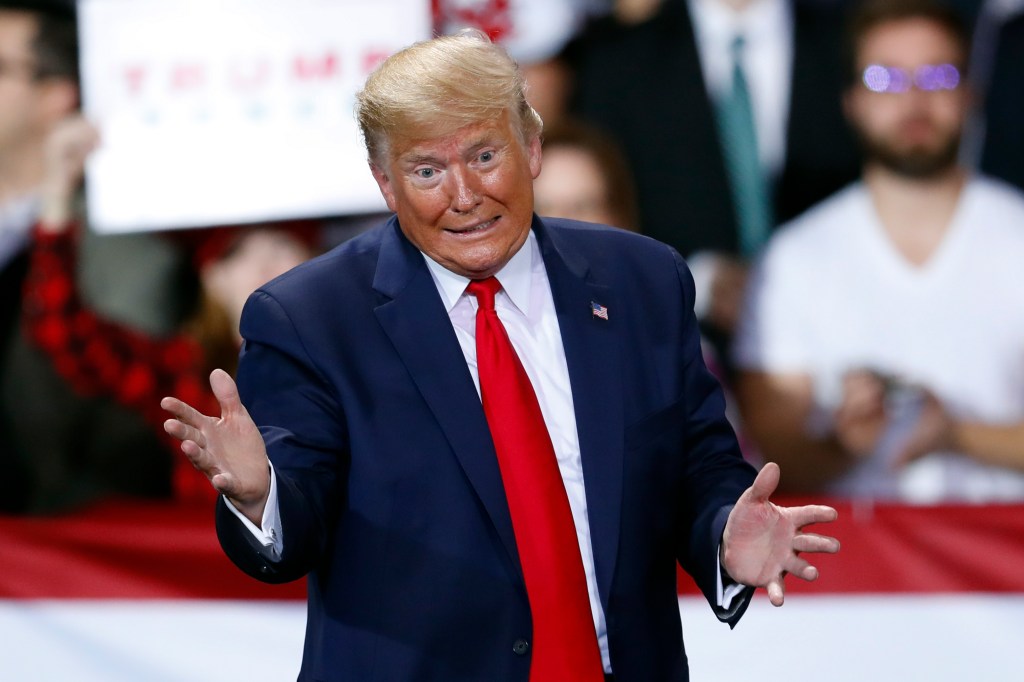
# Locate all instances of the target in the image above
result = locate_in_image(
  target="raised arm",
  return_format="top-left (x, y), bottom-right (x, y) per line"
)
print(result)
top-left (38, 115), bottom-right (99, 231)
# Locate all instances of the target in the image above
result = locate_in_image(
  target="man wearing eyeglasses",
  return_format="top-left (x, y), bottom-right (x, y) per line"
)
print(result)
top-left (0, 0), bottom-right (79, 510)
top-left (734, 0), bottom-right (1024, 503)
top-left (0, 1), bottom-right (78, 348)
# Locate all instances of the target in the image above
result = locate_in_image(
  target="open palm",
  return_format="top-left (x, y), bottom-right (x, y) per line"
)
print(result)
top-left (722, 462), bottom-right (840, 606)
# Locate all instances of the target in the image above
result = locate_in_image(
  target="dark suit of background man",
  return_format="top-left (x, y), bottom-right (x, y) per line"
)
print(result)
top-left (565, 0), bottom-right (860, 357)
top-left (980, 8), bottom-right (1024, 192)
top-left (162, 31), bottom-right (839, 682)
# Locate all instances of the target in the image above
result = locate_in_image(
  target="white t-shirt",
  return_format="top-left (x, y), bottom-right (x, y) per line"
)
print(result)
top-left (734, 177), bottom-right (1024, 503)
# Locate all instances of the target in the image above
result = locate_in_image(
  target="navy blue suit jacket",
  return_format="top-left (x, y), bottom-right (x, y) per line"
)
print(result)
top-left (216, 215), bottom-right (756, 681)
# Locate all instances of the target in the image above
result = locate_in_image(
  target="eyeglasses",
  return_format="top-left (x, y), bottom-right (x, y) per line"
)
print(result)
top-left (861, 63), bottom-right (961, 94)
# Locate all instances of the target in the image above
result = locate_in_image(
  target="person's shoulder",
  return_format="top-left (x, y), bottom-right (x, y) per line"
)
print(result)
top-left (258, 219), bottom-right (389, 300)
top-left (970, 175), bottom-right (1024, 212)
top-left (543, 216), bottom-right (674, 258)
top-left (967, 175), bottom-right (1024, 242)
top-left (541, 217), bottom-right (689, 290)
top-left (769, 183), bottom-right (866, 256)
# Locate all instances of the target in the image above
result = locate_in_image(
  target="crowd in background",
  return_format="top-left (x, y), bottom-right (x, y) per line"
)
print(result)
top-left (1, 0), bottom-right (1022, 514)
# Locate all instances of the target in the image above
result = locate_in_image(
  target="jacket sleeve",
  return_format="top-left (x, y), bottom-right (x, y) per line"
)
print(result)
top-left (216, 288), bottom-right (349, 583)
top-left (668, 246), bottom-right (757, 626)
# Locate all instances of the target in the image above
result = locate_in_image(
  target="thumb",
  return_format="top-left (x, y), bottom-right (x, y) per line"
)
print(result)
top-left (209, 369), bottom-right (243, 418)
top-left (748, 461), bottom-right (781, 503)
top-left (210, 471), bottom-right (240, 498)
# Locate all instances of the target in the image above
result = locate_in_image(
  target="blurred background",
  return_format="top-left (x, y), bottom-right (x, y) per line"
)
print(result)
top-left (1, 0), bottom-right (1022, 679)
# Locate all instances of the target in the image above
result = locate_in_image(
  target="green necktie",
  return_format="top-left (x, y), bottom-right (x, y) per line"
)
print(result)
top-left (714, 35), bottom-right (773, 257)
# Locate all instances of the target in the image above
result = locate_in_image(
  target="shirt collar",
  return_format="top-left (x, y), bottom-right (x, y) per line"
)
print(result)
top-left (689, 0), bottom-right (789, 47)
top-left (422, 229), bottom-right (537, 317)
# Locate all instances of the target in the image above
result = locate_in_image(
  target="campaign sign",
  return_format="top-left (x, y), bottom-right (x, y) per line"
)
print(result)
top-left (79, 0), bottom-right (430, 233)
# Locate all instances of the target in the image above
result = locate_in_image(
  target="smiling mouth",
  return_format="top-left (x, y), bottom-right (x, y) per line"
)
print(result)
top-left (446, 217), bottom-right (499, 234)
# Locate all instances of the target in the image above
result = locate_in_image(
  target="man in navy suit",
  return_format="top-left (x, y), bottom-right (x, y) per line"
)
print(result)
top-left (162, 31), bottom-right (839, 682)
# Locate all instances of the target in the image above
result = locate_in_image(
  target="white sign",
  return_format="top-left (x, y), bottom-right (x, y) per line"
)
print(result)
top-left (78, 0), bottom-right (431, 233)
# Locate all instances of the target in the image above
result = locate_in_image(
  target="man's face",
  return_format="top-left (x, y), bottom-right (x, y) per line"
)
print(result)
top-left (845, 18), bottom-right (968, 178)
top-left (0, 11), bottom-right (46, 156)
top-left (371, 111), bottom-right (542, 280)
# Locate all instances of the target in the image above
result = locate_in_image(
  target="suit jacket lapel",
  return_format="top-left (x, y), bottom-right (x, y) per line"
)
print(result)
top-left (535, 218), bottom-right (625, 605)
top-left (371, 219), bottom-right (523, 582)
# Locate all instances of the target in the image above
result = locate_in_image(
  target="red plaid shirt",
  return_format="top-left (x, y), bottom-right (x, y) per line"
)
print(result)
top-left (22, 225), bottom-right (218, 502)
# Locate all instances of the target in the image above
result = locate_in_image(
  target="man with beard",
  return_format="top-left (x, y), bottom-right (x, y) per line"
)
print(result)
top-left (732, 0), bottom-right (1024, 503)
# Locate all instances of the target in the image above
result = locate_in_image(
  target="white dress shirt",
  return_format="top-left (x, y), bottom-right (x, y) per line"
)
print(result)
top-left (231, 230), bottom-right (743, 671)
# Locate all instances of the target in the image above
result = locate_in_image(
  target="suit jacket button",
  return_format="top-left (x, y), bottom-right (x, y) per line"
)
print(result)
top-left (512, 639), bottom-right (530, 656)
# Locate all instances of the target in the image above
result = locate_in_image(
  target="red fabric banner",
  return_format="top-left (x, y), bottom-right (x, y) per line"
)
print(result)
top-left (3, 498), bottom-right (1023, 599)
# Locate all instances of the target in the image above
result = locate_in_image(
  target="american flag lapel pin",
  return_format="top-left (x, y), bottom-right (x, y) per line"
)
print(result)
top-left (590, 301), bottom-right (609, 321)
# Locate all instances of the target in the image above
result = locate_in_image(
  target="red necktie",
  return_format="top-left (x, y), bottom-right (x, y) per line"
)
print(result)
top-left (466, 277), bottom-right (604, 682)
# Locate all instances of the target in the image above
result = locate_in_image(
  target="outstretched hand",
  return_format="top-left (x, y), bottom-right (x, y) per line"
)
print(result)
top-left (161, 369), bottom-right (270, 524)
top-left (722, 462), bottom-right (839, 606)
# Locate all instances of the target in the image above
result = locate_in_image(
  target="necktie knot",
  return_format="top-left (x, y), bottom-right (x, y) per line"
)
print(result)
top-left (466, 276), bottom-right (502, 312)
top-left (730, 34), bottom-right (746, 63)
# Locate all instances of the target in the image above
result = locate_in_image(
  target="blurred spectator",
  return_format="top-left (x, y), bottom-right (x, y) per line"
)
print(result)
top-left (565, 0), bottom-right (860, 367)
top-left (0, 0), bottom-right (186, 514)
top-left (978, 6), bottom-right (1024, 191)
top-left (0, 0), bottom-right (77, 368)
top-left (534, 119), bottom-right (639, 230)
top-left (733, 0), bottom-right (1024, 503)
top-left (614, 0), bottom-right (666, 23)
top-left (432, 0), bottom-right (608, 128)
top-left (6, 118), bottom-right (319, 513)
top-left (0, 0), bottom-right (79, 512)
top-left (533, 120), bottom-right (760, 459)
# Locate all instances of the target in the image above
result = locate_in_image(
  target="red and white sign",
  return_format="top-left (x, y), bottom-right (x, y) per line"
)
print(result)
top-left (78, 0), bottom-right (431, 233)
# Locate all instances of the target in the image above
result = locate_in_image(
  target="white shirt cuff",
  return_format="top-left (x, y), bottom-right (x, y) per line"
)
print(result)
top-left (716, 544), bottom-right (746, 610)
top-left (223, 462), bottom-right (283, 560)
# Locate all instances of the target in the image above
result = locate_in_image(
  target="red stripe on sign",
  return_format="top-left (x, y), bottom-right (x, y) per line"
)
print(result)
top-left (679, 498), bottom-right (1024, 595)
top-left (0, 499), bottom-right (305, 600)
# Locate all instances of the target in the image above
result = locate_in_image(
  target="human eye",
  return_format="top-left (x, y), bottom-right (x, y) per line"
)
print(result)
top-left (478, 150), bottom-right (495, 163)
top-left (415, 167), bottom-right (436, 179)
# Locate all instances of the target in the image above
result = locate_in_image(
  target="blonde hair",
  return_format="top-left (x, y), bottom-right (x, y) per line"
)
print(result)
top-left (356, 30), bottom-right (543, 166)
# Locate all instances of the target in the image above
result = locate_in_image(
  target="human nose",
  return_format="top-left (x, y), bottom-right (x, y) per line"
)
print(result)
top-left (447, 165), bottom-right (482, 213)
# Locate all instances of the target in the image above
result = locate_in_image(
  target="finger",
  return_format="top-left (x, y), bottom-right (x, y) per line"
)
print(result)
top-left (793, 532), bottom-right (841, 554)
top-left (766, 577), bottom-right (785, 606)
top-left (748, 461), bottom-right (781, 502)
top-left (209, 472), bottom-right (237, 497)
top-left (160, 396), bottom-right (211, 427)
top-left (784, 555), bottom-right (819, 582)
top-left (209, 369), bottom-right (244, 419)
top-left (163, 418), bottom-right (207, 450)
top-left (790, 504), bottom-right (839, 528)
top-left (173, 431), bottom-right (222, 480)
